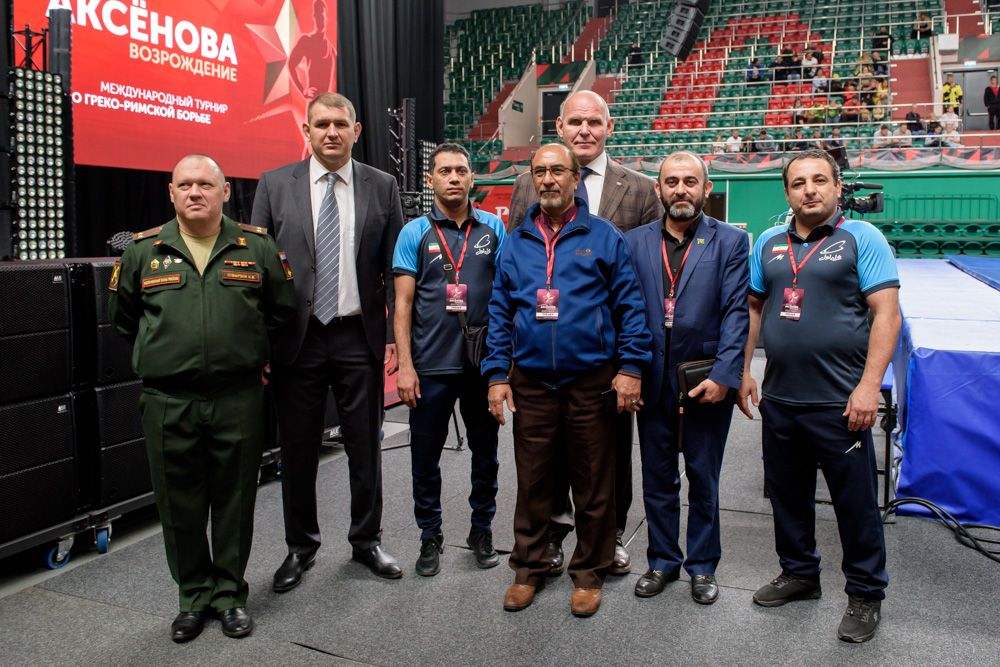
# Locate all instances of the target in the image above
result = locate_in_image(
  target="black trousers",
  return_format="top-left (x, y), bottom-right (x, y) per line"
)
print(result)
top-left (273, 315), bottom-right (385, 554)
top-left (989, 107), bottom-right (1000, 131)
top-left (550, 410), bottom-right (633, 542)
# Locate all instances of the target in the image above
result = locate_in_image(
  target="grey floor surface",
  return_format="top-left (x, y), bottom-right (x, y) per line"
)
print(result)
top-left (1, 356), bottom-right (998, 666)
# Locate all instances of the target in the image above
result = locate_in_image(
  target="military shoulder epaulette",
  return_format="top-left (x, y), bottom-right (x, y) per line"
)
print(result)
top-left (238, 223), bottom-right (268, 235)
top-left (132, 226), bottom-right (163, 241)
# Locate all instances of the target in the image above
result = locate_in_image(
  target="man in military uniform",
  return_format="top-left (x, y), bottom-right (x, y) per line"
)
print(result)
top-left (109, 155), bottom-right (297, 642)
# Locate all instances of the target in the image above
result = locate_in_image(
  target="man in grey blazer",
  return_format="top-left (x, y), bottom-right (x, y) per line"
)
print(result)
top-left (252, 92), bottom-right (405, 588)
top-left (504, 90), bottom-right (664, 578)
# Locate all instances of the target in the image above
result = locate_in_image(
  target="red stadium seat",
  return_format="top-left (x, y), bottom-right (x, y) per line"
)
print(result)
top-left (813, 96), bottom-right (828, 106)
top-left (765, 114), bottom-right (779, 126)
top-left (692, 116), bottom-right (707, 129)
top-left (772, 84), bottom-right (787, 96)
top-left (679, 118), bottom-right (694, 130)
top-left (768, 99), bottom-right (783, 110)
top-left (652, 119), bottom-right (668, 130)
top-left (781, 99), bottom-right (794, 110)
top-left (659, 103), bottom-right (671, 115)
top-left (665, 118), bottom-right (679, 130)
top-left (778, 113), bottom-right (793, 125)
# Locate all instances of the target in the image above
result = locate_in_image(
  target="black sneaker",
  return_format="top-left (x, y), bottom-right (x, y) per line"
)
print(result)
top-left (415, 534), bottom-right (443, 577)
top-left (752, 571), bottom-right (822, 607)
top-left (838, 595), bottom-right (882, 643)
top-left (467, 529), bottom-right (500, 569)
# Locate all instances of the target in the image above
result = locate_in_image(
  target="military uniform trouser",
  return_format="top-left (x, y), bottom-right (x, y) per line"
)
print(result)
top-left (140, 382), bottom-right (265, 613)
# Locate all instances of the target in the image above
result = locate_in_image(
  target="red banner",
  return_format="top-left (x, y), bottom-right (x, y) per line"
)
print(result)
top-left (16, 0), bottom-right (338, 178)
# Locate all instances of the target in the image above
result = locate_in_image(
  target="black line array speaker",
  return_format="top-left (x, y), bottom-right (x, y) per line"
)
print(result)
top-left (85, 261), bottom-right (136, 385)
top-left (660, 0), bottom-right (712, 62)
top-left (0, 393), bottom-right (77, 542)
top-left (0, 263), bottom-right (72, 403)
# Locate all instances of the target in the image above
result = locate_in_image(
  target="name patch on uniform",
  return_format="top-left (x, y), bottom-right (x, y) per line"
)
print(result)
top-left (222, 270), bottom-right (261, 283)
top-left (142, 274), bottom-right (181, 288)
top-left (108, 262), bottom-right (121, 291)
top-left (278, 252), bottom-right (293, 280)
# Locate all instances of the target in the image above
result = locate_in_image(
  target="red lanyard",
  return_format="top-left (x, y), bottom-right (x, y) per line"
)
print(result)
top-left (661, 238), bottom-right (693, 299)
top-left (786, 217), bottom-right (844, 287)
top-left (433, 221), bottom-right (471, 284)
top-left (536, 213), bottom-right (575, 290)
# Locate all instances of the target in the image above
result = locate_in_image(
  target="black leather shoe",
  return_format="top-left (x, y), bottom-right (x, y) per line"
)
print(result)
top-left (219, 607), bottom-right (253, 638)
top-left (273, 553), bottom-right (316, 593)
top-left (545, 540), bottom-right (565, 576)
top-left (352, 545), bottom-right (403, 579)
top-left (416, 534), bottom-right (444, 577)
top-left (634, 569), bottom-right (679, 598)
top-left (609, 535), bottom-right (631, 575)
top-left (691, 574), bottom-right (720, 604)
top-left (170, 611), bottom-right (205, 643)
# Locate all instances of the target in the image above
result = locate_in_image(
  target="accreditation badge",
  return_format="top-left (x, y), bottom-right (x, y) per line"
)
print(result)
top-left (781, 288), bottom-right (804, 320)
top-left (536, 289), bottom-right (559, 320)
top-left (664, 298), bottom-right (676, 328)
top-left (446, 284), bottom-right (468, 312)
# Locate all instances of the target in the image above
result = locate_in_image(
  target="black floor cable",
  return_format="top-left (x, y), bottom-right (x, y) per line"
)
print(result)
top-left (883, 497), bottom-right (1000, 564)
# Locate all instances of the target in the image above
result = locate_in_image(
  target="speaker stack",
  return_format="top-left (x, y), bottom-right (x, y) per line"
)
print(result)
top-left (72, 261), bottom-right (150, 508)
top-left (0, 263), bottom-right (78, 543)
top-left (660, 0), bottom-right (712, 62)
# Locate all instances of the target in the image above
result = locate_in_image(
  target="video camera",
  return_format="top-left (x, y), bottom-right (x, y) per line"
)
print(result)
top-left (840, 180), bottom-right (884, 216)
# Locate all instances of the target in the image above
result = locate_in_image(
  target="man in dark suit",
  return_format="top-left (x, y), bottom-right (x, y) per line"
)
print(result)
top-left (251, 92), bottom-right (405, 588)
top-left (505, 90), bottom-right (664, 576)
top-left (626, 151), bottom-right (749, 604)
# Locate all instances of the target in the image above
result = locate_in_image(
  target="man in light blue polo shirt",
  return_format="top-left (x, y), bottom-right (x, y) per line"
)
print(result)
top-left (393, 143), bottom-right (507, 577)
top-left (738, 148), bottom-right (901, 643)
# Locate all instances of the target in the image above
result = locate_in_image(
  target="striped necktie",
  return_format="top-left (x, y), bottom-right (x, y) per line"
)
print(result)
top-left (313, 172), bottom-right (341, 324)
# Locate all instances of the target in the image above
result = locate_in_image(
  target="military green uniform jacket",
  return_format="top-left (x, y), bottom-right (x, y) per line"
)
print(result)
top-left (109, 215), bottom-right (298, 398)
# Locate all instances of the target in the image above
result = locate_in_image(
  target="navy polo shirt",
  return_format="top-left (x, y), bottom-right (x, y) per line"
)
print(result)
top-left (749, 209), bottom-right (899, 406)
top-left (393, 203), bottom-right (507, 375)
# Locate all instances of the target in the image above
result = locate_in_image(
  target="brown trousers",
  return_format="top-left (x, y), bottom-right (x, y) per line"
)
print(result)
top-left (508, 363), bottom-right (617, 589)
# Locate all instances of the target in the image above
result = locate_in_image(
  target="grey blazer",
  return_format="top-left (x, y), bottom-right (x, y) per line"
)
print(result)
top-left (251, 158), bottom-right (405, 364)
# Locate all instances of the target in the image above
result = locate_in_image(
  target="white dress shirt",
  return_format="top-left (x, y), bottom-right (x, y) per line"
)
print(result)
top-left (309, 155), bottom-right (361, 317)
top-left (580, 151), bottom-right (608, 215)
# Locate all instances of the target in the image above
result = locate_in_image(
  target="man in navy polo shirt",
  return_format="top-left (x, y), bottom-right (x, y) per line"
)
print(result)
top-left (393, 143), bottom-right (507, 576)
top-left (738, 148), bottom-right (901, 643)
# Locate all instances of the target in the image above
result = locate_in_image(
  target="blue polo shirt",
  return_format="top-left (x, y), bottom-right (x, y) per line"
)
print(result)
top-left (393, 203), bottom-right (506, 375)
top-left (749, 209), bottom-right (899, 406)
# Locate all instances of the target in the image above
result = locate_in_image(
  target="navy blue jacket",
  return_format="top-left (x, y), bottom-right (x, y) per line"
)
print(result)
top-left (626, 214), bottom-right (750, 406)
top-left (482, 199), bottom-right (651, 386)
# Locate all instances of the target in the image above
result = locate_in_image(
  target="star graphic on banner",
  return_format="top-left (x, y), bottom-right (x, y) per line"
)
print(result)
top-left (246, 0), bottom-right (301, 104)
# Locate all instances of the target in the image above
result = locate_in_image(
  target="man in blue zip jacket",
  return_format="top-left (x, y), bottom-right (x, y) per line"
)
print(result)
top-left (483, 144), bottom-right (651, 618)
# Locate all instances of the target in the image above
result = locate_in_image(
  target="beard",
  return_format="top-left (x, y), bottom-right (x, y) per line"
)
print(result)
top-left (667, 197), bottom-right (703, 222)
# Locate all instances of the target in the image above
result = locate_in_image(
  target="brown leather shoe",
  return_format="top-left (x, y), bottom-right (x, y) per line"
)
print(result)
top-left (571, 587), bottom-right (602, 617)
top-left (609, 536), bottom-right (631, 575)
top-left (503, 584), bottom-right (536, 611)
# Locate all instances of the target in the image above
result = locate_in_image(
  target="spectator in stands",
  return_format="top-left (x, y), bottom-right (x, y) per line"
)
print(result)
top-left (792, 99), bottom-right (808, 125)
top-left (942, 123), bottom-right (962, 147)
top-left (747, 58), bottom-right (766, 84)
top-left (892, 124), bottom-right (913, 147)
top-left (771, 56), bottom-right (788, 83)
top-left (781, 47), bottom-right (801, 81)
top-left (840, 96), bottom-right (860, 123)
top-left (905, 104), bottom-right (925, 135)
top-left (830, 73), bottom-right (845, 94)
top-left (842, 81), bottom-right (858, 103)
top-left (924, 111), bottom-right (939, 133)
top-left (757, 130), bottom-right (776, 152)
top-left (628, 41), bottom-right (645, 71)
top-left (859, 77), bottom-right (880, 106)
top-left (854, 52), bottom-right (873, 76)
top-left (940, 105), bottom-right (961, 128)
top-left (712, 134), bottom-right (726, 154)
top-left (871, 105), bottom-right (886, 123)
top-left (810, 128), bottom-right (824, 149)
top-left (985, 75), bottom-right (1000, 130)
top-left (806, 104), bottom-right (826, 125)
top-left (801, 49), bottom-right (818, 81)
top-left (872, 26), bottom-right (892, 54)
top-left (790, 128), bottom-right (810, 151)
top-left (943, 74), bottom-right (963, 110)
top-left (823, 126), bottom-right (844, 150)
top-left (826, 98), bottom-right (842, 124)
top-left (871, 51), bottom-right (887, 77)
top-left (924, 123), bottom-right (943, 147)
top-left (911, 13), bottom-right (933, 40)
top-left (812, 72), bottom-right (829, 94)
top-left (859, 107), bottom-right (873, 124)
top-left (743, 132), bottom-right (757, 153)
top-left (871, 125), bottom-right (894, 150)
top-left (726, 129), bottom-right (743, 153)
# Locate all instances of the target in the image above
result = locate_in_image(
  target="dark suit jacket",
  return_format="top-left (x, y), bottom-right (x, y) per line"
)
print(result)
top-left (506, 156), bottom-right (664, 232)
top-left (625, 215), bottom-right (750, 407)
top-left (251, 158), bottom-right (405, 364)
top-left (985, 85), bottom-right (1000, 109)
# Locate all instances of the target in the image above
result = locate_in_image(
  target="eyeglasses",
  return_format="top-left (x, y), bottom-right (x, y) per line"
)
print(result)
top-left (531, 165), bottom-right (575, 178)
